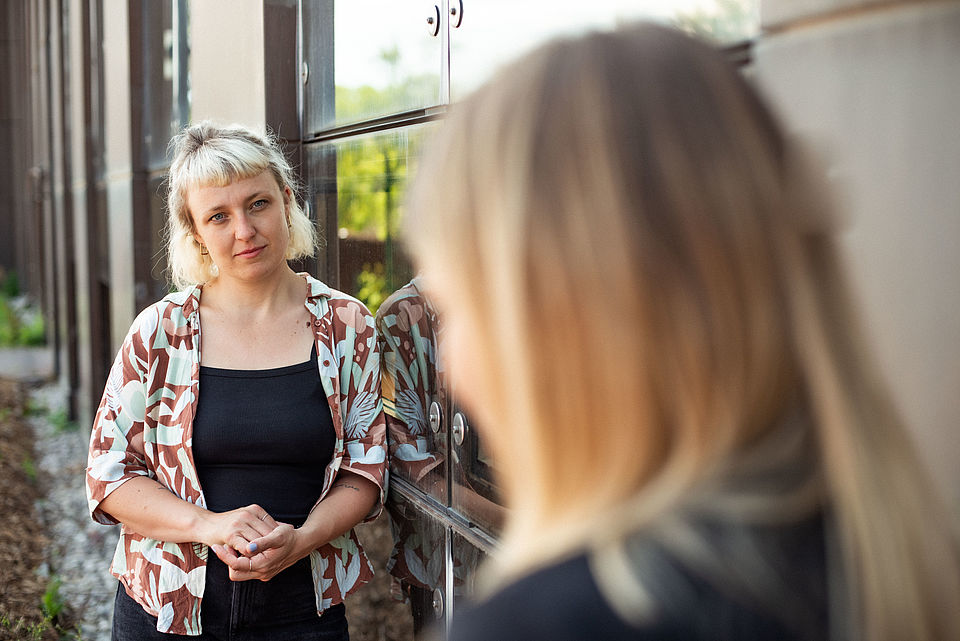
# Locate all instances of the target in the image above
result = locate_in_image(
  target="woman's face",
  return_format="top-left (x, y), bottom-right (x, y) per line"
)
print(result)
top-left (188, 170), bottom-right (291, 285)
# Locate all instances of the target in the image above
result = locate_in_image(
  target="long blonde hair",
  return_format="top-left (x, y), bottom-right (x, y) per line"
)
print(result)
top-left (405, 22), bottom-right (960, 640)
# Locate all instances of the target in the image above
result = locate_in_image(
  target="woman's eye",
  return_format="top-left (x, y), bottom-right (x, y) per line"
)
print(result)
top-left (209, 212), bottom-right (225, 222)
top-left (251, 199), bottom-right (268, 210)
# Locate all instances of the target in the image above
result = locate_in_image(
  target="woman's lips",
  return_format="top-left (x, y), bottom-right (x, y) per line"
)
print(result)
top-left (235, 246), bottom-right (265, 258)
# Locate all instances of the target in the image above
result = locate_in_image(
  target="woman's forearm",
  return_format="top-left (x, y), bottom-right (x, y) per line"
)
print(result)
top-left (99, 476), bottom-right (209, 542)
top-left (293, 471), bottom-right (380, 556)
top-left (97, 476), bottom-right (277, 549)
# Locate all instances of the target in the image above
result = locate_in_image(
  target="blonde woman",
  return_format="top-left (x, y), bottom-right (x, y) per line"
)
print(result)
top-left (86, 123), bottom-right (386, 639)
top-left (404, 23), bottom-right (960, 641)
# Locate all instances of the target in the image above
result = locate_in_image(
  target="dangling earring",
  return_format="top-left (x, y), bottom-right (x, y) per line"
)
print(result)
top-left (200, 243), bottom-right (209, 255)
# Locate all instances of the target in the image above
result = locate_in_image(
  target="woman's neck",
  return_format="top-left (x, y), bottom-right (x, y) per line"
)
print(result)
top-left (201, 266), bottom-right (305, 320)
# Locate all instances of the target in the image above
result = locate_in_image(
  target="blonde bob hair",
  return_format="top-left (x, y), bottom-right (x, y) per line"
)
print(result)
top-left (165, 122), bottom-right (316, 289)
top-left (405, 22), bottom-right (960, 641)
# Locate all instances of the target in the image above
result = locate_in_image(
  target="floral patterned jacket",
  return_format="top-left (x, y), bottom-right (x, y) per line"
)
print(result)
top-left (377, 279), bottom-right (448, 591)
top-left (85, 274), bottom-right (387, 635)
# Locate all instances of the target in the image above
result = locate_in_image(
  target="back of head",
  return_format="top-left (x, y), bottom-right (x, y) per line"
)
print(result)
top-left (165, 122), bottom-right (315, 289)
top-left (405, 22), bottom-right (960, 641)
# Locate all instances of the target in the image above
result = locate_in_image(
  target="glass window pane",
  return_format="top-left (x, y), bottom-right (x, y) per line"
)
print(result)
top-left (307, 124), bottom-right (430, 309)
top-left (385, 492), bottom-right (447, 634)
top-left (336, 127), bottom-right (426, 310)
top-left (379, 279), bottom-right (448, 504)
top-left (450, 404), bottom-right (504, 537)
top-left (305, 0), bottom-right (443, 134)
top-left (451, 530), bottom-right (489, 605)
top-left (450, 0), bottom-right (759, 101)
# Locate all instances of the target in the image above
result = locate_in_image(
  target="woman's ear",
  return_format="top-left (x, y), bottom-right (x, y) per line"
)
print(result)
top-left (283, 186), bottom-right (293, 226)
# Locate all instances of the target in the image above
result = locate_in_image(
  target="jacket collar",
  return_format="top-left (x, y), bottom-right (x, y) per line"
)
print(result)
top-left (163, 272), bottom-right (333, 323)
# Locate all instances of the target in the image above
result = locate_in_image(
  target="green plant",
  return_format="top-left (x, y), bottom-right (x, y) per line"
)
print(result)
top-left (0, 611), bottom-right (47, 641)
top-left (17, 309), bottom-right (45, 345)
top-left (21, 456), bottom-right (38, 483)
top-left (0, 298), bottom-right (16, 345)
top-left (24, 398), bottom-right (48, 417)
top-left (356, 262), bottom-right (388, 314)
top-left (49, 409), bottom-right (78, 433)
top-left (41, 577), bottom-right (65, 621)
top-left (1, 270), bottom-right (19, 298)
top-left (0, 272), bottom-right (47, 346)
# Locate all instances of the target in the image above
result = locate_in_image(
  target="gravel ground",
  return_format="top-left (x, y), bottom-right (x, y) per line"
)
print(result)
top-left (30, 382), bottom-right (118, 641)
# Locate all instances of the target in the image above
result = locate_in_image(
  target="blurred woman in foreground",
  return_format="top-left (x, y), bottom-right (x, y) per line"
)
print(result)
top-left (404, 22), bottom-right (960, 641)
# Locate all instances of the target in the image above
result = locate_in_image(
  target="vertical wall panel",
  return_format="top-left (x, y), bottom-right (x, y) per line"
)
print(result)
top-left (103, 0), bottom-right (135, 351)
top-left (755, 0), bottom-right (960, 504)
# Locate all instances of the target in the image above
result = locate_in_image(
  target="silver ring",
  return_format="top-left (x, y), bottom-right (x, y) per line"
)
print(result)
top-left (248, 557), bottom-right (253, 572)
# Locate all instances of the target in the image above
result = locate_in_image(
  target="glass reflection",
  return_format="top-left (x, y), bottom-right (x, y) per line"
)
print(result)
top-left (329, 126), bottom-right (431, 312)
top-left (449, 402), bottom-right (504, 536)
top-left (451, 531), bottom-right (487, 603)
top-left (332, 0), bottom-right (442, 129)
top-left (378, 277), bottom-right (446, 503)
top-left (449, 0), bottom-right (760, 101)
top-left (385, 492), bottom-right (446, 636)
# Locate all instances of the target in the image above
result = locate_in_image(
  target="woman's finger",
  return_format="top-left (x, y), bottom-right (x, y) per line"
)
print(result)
top-left (211, 544), bottom-right (241, 567)
top-left (212, 544), bottom-right (255, 581)
top-left (247, 522), bottom-right (294, 554)
top-left (242, 504), bottom-right (277, 527)
top-left (247, 513), bottom-right (276, 539)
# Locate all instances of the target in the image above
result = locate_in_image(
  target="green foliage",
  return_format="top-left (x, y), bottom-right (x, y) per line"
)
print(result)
top-left (49, 409), bottom-right (78, 433)
top-left (1, 584), bottom-right (82, 641)
top-left (0, 284), bottom-right (46, 347)
top-left (17, 309), bottom-right (46, 346)
top-left (672, 0), bottom-right (757, 44)
top-left (335, 73), bottom-right (437, 129)
top-left (1, 270), bottom-right (19, 298)
top-left (356, 263), bottom-right (388, 314)
top-left (0, 298), bottom-right (16, 345)
top-left (25, 398), bottom-right (48, 417)
top-left (41, 577), bottom-right (65, 621)
top-left (0, 612), bottom-right (47, 641)
top-left (21, 456), bottom-right (38, 483)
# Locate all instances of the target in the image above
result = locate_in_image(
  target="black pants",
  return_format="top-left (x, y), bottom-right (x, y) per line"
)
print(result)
top-left (111, 554), bottom-right (349, 641)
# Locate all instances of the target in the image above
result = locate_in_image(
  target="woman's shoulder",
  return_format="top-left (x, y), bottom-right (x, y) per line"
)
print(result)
top-left (449, 523), bottom-right (826, 641)
top-left (448, 554), bottom-right (658, 641)
top-left (122, 288), bottom-right (199, 346)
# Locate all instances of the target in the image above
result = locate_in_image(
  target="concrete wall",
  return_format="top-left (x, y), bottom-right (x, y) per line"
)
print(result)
top-left (755, 0), bottom-right (960, 504)
top-left (103, 0), bottom-right (136, 351)
top-left (189, 0), bottom-right (267, 132)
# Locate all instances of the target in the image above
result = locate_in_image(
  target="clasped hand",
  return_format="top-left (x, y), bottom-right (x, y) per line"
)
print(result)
top-left (206, 504), bottom-right (302, 582)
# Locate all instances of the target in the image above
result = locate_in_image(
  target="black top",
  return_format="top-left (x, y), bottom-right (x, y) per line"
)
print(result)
top-left (192, 345), bottom-right (336, 526)
top-left (448, 516), bottom-right (829, 641)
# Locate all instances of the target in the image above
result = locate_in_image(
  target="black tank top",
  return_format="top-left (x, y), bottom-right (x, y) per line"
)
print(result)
top-left (192, 344), bottom-right (336, 526)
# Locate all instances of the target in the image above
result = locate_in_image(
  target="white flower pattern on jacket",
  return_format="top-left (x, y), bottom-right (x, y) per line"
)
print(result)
top-left (85, 274), bottom-right (387, 636)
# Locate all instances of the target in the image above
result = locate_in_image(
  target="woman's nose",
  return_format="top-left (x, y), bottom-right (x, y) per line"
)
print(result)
top-left (235, 214), bottom-right (256, 240)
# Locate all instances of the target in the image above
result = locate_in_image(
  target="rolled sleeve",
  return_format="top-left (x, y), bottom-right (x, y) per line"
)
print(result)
top-left (85, 323), bottom-right (152, 525)
top-left (339, 317), bottom-right (388, 522)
